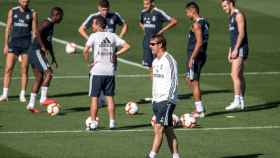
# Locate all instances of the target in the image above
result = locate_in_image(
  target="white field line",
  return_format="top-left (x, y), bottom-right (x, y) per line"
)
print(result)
top-left (0, 126), bottom-right (279, 134)
top-left (0, 21), bottom-right (148, 70)
top-left (1, 71), bottom-right (280, 80)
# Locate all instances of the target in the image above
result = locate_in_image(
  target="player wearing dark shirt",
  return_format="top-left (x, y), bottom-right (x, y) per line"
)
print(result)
top-left (185, 2), bottom-right (209, 118)
top-left (221, 0), bottom-right (249, 111)
top-left (79, 0), bottom-right (128, 39)
top-left (0, 0), bottom-right (37, 102)
top-left (139, 0), bottom-right (177, 69)
top-left (26, 7), bottom-right (63, 113)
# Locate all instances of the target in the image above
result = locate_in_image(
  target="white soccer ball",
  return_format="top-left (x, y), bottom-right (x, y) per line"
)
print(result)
top-left (65, 42), bottom-right (76, 54)
top-left (150, 114), bottom-right (180, 127)
top-left (180, 113), bottom-right (196, 128)
top-left (125, 101), bottom-right (139, 115)
top-left (47, 103), bottom-right (61, 116)
top-left (85, 116), bottom-right (99, 130)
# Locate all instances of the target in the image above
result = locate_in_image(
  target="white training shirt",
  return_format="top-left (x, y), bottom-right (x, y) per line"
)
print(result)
top-left (152, 52), bottom-right (178, 103)
top-left (86, 32), bottom-right (125, 76)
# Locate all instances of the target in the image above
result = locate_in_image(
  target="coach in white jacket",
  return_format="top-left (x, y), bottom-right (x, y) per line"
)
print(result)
top-left (146, 34), bottom-right (180, 158)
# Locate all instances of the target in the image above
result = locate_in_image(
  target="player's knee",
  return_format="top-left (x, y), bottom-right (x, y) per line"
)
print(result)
top-left (4, 67), bottom-right (13, 75)
top-left (20, 65), bottom-right (28, 74)
top-left (45, 71), bottom-right (53, 80)
top-left (35, 75), bottom-right (43, 83)
top-left (154, 124), bottom-right (164, 134)
top-left (231, 72), bottom-right (237, 79)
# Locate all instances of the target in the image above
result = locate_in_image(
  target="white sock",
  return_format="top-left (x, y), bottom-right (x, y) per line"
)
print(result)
top-left (195, 101), bottom-right (204, 112)
top-left (234, 95), bottom-right (240, 104)
top-left (240, 96), bottom-right (244, 104)
top-left (28, 93), bottom-right (37, 108)
top-left (172, 153), bottom-right (180, 158)
top-left (149, 151), bottom-right (157, 158)
top-left (20, 90), bottom-right (25, 97)
top-left (2, 88), bottom-right (8, 97)
top-left (109, 119), bottom-right (115, 127)
top-left (40, 86), bottom-right (48, 102)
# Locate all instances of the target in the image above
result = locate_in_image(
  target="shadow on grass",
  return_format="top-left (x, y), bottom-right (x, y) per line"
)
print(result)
top-left (178, 89), bottom-right (231, 100)
top-left (114, 123), bottom-right (151, 130)
top-left (222, 153), bottom-right (264, 158)
top-left (207, 101), bottom-right (280, 117)
top-left (61, 103), bottom-right (126, 115)
top-left (7, 89), bottom-right (231, 104)
top-left (136, 89), bottom-right (232, 105)
top-left (0, 144), bottom-right (38, 158)
top-left (8, 91), bottom-right (88, 100)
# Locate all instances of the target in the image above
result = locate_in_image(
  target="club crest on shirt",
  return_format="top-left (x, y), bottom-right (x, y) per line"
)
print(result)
top-left (152, 16), bottom-right (156, 22)
top-left (26, 14), bottom-right (30, 20)
top-left (110, 19), bottom-right (114, 25)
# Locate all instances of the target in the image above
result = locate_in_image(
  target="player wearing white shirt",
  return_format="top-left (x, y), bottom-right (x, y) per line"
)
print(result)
top-left (79, 0), bottom-right (128, 107)
top-left (152, 51), bottom-right (177, 104)
top-left (147, 35), bottom-right (180, 158)
top-left (83, 16), bottom-right (130, 130)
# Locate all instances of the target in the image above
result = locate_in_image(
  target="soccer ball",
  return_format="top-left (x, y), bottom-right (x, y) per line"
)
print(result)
top-left (150, 114), bottom-right (180, 127)
top-left (47, 103), bottom-right (61, 116)
top-left (85, 116), bottom-right (99, 130)
top-left (125, 101), bottom-right (139, 115)
top-left (65, 42), bottom-right (76, 54)
top-left (180, 113), bottom-right (196, 128)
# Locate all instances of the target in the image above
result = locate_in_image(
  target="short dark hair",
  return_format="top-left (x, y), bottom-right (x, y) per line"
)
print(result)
top-left (151, 34), bottom-right (167, 49)
top-left (144, 0), bottom-right (155, 3)
top-left (186, 2), bottom-right (199, 14)
top-left (221, 0), bottom-right (235, 6)
top-left (94, 16), bottom-right (107, 29)
top-left (51, 7), bottom-right (63, 16)
top-left (99, 0), bottom-right (110, 8)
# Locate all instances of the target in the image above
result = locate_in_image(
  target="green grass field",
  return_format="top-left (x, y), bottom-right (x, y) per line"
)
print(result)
top-left (0, 0), bottom-right (280, 158)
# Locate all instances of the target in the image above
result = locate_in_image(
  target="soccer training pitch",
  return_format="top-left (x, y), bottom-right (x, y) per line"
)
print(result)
top-left (0, 0), bottom-right (280, 157)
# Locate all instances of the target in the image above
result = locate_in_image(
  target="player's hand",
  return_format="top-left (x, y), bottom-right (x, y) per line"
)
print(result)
top-left (231, 48), bottom-right (239, 59)
top-left (42, 48), bottom-right (49, 56)
top-left (3, 45), bottom-right (9, 56)
top-left (188, 58), bottom-right (194, 69)
top-left (156, 31), bottom-right (163, 35)
top-left (88, 62), bottom-right (95, 69)
top-left (51, 60), bottom-right (58, 68)
top-left (227, 52), bottom-right (232, 63)
top-left (112, 54), bottom-right (117, 64)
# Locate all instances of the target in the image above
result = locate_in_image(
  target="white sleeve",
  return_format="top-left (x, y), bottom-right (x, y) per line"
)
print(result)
top-left (114, 34), bottom-right (126, 47)
top-left (165, 56), bottom-right (177, 100)
top-left (81, 14), bottom-right (94, 29)
top-left (86, 34), bottom-right (94, 47)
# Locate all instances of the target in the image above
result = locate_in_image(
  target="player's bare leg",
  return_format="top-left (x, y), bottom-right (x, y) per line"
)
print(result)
top-left (106, 96), bottom-right (116, 129)
top-left (149, 124), bottom-right (164, 158)
top-left (165, 127), bottom-right (180, 158)
top-left (39, 69), bottom-right (56, 106)
top-left (239, 60), bottom-right (246, 108)
top-left (19, 54), bottom-right (29, 102)
top-left (226, 57), bottom-right (244, 110)
top-left (26, 69), bottom-right (42, 113)
top-left (0, 53), bottom-right (16, 101)
top-left (90, 97), bottom-right (99, 130)
top-left (187, 79), bottom-right (205, 118)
